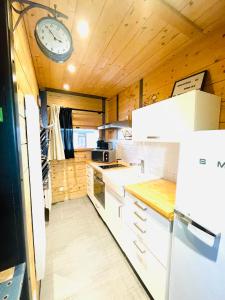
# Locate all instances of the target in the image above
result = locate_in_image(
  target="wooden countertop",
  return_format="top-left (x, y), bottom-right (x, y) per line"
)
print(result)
top-left (125, 179), bottom-right (176, 221)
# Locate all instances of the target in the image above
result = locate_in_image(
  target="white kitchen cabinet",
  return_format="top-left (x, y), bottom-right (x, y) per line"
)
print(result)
top-left (132, 90), bottom-right (221, 142)
top-left (124, 193), bottom-right (172, 268)
top-left (121, 224), bottom-right (167, 300)
top-left (121, 192), bottom-right (172, 300)
top-left (105, 187), bottom-right (123, 242)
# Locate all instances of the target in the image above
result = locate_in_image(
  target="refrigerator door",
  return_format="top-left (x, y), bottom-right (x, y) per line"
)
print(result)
top-left (175, 131), bottom-right (225, 234)
top-left (169, 214), bottom-right (225, 300)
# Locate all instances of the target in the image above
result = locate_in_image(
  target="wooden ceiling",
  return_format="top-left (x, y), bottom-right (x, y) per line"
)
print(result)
top-left (23, 0), bottom-right (225, 98)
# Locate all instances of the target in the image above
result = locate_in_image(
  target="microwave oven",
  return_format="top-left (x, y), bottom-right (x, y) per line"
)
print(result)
top-left (91, 149), bottom-right (116, 163)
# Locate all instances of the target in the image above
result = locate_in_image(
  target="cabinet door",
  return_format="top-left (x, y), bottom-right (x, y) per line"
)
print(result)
top-left (132, 92), bottom-right (196, 142)
top-left (132, 100), bottom-right (173, 141)
top-left (132, 106), bottom-right (148, 141)
top-left (105, 188), bottom-right (123, 241)
top-left (170, 94), bottom-right (195, 135)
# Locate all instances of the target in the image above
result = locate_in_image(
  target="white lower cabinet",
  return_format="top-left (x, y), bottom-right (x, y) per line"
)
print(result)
top-left (104, 188), bottom-right (172, 300)
top-left (121, 225), bottom-right (167, 300)
top-left (105, 187), bottom-right (123, 243)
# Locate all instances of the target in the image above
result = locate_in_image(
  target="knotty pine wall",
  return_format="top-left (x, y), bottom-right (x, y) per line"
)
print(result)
top-left (12, 6), bottom-right (39, 300)
top-left (106, 26), bottom-right (225, 130)
top-left (47, 91), bottom-right (103, 128)
top-left (47, 92), bottom-right (99, 203)
top-left (51, 151), bottom-right (91, 203)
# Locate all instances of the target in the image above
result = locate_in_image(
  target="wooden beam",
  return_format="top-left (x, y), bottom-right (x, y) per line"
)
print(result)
top-left (102, 98), bottom-right (106, 139)
top-left (152, 0), bottom-right (204, 39)
top-left (43, 87), bottom-right (107, 100)
top-left (139, 79), bottom-right (143, 108)
top-left (116, 94), bottom-right (119, 121)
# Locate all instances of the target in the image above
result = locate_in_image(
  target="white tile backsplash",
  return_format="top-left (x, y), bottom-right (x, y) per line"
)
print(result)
top-left (116, 140), bottom-right (179, 182)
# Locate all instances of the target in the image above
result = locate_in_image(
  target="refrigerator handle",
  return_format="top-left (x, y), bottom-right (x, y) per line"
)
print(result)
top-left (175, 209), bottom-right (220, 238)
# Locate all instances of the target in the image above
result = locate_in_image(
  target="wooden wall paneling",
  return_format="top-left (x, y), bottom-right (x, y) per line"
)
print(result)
top-left (22, 0), bottom-right (224, 97)
top-left (105, 96), bottom-right (117, 141)
top-left (72, 111), bottom-right (102, 128)
top-left (183, 0), bottom-right (225, 33)
top-left (59, 0), bottom-right (106, 93)
top-left (72, 0), bottom-right (134, 92)
top-left (12, 4), bottom-right (39, 298)
top-left (105, 96), bottom-right (117, 123)
top-left (107, 27), bottom-right (189, 95)
top-left (47, 91), bottom-right (102, 111)
top-left (85, 0), bottom-right (155, 91)
top-left (143, 27), bottom-right (225, 94)
top-left (12, 12), bottom-right (38, 96)
top-left (100, 15), bottom-right (168, 95)
top-left (118, 81), bottom-right (139, 121)
top-left (51, 151), bottom-right (91, 203)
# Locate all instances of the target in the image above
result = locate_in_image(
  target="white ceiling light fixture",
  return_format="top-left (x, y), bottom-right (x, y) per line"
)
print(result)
top-left (63, 83), bottom-right (70, 90)
top-left (67, 64), bottom-right (76, 73)
top-left (77, 20), bottom-right (89, 38)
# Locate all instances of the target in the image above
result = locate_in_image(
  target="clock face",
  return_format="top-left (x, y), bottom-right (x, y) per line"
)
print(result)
top-left (35, 17), bottom-right (73, 63)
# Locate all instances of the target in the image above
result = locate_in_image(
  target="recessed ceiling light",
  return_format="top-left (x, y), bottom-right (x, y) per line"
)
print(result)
top-left (77, 20), bottom-right (89, 38)
top-left (63, 84), bottom-right (70, 90)
top-left (67, 64), bottom-right (76, 73)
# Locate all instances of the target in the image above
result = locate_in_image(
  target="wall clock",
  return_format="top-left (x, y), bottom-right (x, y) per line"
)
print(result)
top-left (34, 17), bottom-right (73, 63)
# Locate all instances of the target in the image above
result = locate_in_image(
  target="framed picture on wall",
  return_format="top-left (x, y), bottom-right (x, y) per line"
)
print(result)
top-left (171, 70), bottom-right (207, 97)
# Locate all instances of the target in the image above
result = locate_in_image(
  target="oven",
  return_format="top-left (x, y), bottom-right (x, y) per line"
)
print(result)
top-left (94, 170), bottom-right (105, 208)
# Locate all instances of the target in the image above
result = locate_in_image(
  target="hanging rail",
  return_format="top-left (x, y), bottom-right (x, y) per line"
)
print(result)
top-left (47, 105), bottom-right (103, 114)
top-left (11, 0), bottom-right (68, 31)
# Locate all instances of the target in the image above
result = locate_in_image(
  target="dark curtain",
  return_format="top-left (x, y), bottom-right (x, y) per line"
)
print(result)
top-left (59, 108), bottom-right (74, 159)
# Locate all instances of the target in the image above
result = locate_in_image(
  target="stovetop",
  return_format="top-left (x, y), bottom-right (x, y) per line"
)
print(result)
top-left (99, 164), bottom-right (126, 169)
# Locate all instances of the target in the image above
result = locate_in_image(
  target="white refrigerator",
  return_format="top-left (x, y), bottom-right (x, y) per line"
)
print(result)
top-left (169, 130), bottom-right (225, 300)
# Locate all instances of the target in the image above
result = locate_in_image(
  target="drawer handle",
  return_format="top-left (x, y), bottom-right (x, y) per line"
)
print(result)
top-left (147, 136), bottom-right (159, 139)
top-left (134, 201), bottom-right (147, 211)
top-left (118, 205), bottom-right (123, 218)
top-left (133, 240), bottom-right (146, 254)
top-left (134, 211), bottom-right (147, 222)
top-left (133, 222), bottom-right (146, 234)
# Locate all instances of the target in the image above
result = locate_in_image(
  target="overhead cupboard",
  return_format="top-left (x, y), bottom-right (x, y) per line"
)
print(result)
top-left (132, 90), bottom-right (221, 142)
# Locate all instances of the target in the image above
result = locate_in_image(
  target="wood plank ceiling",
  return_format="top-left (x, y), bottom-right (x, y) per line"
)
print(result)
top-left (23, 0), bottom-right (225, 98)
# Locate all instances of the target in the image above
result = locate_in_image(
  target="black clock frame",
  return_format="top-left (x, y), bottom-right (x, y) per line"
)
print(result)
top-left (34, 16), bottom-right (73, 63)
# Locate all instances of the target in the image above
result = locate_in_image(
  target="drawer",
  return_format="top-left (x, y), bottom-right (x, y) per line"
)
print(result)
top-left (125, 194), bottom-right (149, 218)
top-left (124, 193), bottom-right (172, 267)
top-left (121, 225), bottom-right (167, 300)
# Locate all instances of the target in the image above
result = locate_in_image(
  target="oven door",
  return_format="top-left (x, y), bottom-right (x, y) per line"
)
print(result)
top-left (94, 172), bottom-right (105, 208)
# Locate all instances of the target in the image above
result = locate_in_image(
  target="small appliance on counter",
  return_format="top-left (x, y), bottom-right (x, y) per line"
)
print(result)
top-left (91, 149), bottom-right (116, 163)
top-left (96, 139), bottom-right (113, 150)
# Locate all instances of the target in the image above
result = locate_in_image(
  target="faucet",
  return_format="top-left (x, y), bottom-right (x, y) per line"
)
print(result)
top-left (129, 159), bottom-right (145, 174)
top-left (140, 159), bottom-right (144, 174)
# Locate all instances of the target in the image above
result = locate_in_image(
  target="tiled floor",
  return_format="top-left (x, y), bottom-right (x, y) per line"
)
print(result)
top-left (41, 197), bottom-right (150, 300)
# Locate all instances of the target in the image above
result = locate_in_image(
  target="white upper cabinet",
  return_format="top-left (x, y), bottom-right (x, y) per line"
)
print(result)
top-left (132, 90), bottom-right (221, 142)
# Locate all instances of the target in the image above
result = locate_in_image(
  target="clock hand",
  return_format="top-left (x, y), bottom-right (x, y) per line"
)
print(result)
top-left (48, 29), bottom-right (62, 43)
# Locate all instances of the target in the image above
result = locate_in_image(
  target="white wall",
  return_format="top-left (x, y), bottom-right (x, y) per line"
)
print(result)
top-left (116, 140), bottom-right (179, 182)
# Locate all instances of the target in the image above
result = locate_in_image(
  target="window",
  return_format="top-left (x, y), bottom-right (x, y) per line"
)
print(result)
top-left (73, 129), bottom-right (99, 149)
